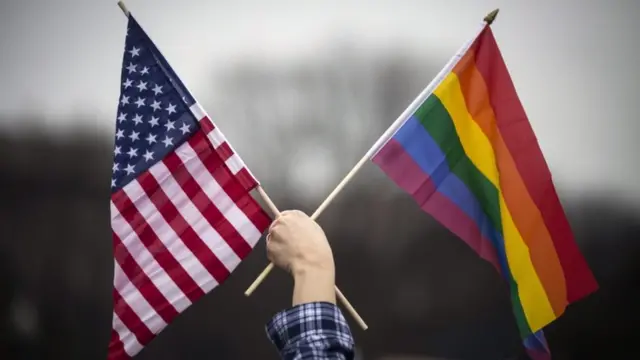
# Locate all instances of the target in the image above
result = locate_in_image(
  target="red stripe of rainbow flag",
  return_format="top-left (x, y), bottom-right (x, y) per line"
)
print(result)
top-left (372, 24), bottom-right (597, 356)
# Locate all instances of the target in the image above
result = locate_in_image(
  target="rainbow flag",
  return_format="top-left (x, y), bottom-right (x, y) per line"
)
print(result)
top-left (372, 24), bottom-right (598, 357)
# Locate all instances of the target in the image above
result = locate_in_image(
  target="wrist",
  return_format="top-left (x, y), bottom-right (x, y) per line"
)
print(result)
top-left (291, 261), bottom-right (335, 280)
top-left (292, 266), bottom-right (335, 285)
top-left (291, 265), bottom-right (336, 306)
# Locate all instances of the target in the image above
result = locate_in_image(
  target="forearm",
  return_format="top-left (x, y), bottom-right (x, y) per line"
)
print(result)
top-left (292, 268), bottom-right (336, 306)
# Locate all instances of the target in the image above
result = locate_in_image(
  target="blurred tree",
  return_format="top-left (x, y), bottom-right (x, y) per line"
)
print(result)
top-left (209, 44), bottom-right (439, 203)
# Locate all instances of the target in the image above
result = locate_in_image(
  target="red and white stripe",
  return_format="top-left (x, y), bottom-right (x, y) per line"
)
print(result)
top-left (108, 129), bottom-right (271, 359)
top-left (190, 102), bottom-right (258, 192)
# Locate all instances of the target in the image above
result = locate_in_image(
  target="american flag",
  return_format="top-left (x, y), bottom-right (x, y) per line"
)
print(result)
top-left (108, 15), bottom-right (271, 359)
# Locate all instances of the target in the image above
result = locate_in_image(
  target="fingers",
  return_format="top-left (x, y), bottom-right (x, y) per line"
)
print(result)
top-left (267, 209), bottom-right (309, 247)
top-left (266, 215), bottom-right (285, 243)
top-left (268, 209), bottom-right (300, 233)
top-left (268, 212), bottom-right (285, 233)
top-left (266, 246), bottom-right (276, 264)
top-left (266, 236), bottom-right (282, 263)
top-left (268, 219), bottom-right (279, 233)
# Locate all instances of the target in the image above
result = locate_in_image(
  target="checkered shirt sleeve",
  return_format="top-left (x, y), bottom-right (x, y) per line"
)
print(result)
top-left (265, 301), bottom-right (355, 360)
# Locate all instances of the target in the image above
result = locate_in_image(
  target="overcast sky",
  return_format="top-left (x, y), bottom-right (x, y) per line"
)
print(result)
top-left (0, 0), bottom-right (638, 203)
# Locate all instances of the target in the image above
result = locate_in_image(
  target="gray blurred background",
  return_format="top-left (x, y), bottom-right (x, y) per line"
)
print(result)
top-left (0, 0), bottom-right (638, 359)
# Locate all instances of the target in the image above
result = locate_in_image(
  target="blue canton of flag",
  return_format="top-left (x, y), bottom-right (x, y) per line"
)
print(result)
top-left (112, 16), bottom-right (197, 191)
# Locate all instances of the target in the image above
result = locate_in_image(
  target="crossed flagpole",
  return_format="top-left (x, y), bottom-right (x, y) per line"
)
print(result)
top-left (116, 0), bottom-right (499, 332)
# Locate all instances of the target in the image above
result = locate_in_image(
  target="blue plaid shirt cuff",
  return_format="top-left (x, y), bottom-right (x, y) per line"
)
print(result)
top-left (265, 301), bottom-right (355, 360)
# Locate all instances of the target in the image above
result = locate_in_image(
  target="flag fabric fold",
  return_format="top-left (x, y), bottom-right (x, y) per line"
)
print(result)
top-left (372, 25), bottom-right (597, 358)
top-left (524, 330), bottom-right (551, 360)
top-left (108, 15), bottom-right (271, 359)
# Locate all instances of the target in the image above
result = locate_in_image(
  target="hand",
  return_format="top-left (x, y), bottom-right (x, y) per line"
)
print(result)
top-left (266, 210), bottom-right (336, 305)
top-left (266, 210), bottom-right (335, 276)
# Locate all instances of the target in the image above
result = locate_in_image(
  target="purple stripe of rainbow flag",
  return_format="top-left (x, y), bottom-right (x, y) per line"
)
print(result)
top-left (372, 25), bottom-right (597, 354)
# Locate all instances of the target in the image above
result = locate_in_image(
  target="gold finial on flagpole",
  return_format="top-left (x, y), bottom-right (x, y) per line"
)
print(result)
top-left (484, 8), bottom-right (499, 25)
top-left (117, 1), bottom-right (130, 16)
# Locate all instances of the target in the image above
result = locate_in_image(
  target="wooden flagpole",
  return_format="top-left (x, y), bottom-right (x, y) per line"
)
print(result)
top-left (116, 0), bottom-right (367, 330)
top-left (245, 5), bottom-right (501, 315)
top-left (117, 0), bottom-right (129, 16)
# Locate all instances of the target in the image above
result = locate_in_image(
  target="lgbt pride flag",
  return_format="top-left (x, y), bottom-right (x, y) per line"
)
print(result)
top-left (372, 22), bottom-right (598, 357)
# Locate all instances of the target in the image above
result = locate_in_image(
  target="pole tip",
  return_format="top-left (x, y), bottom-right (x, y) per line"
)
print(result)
top-left (484, 8), bottom-right (499, 25)
top-left (117, 1), bottom-right (130, 16)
